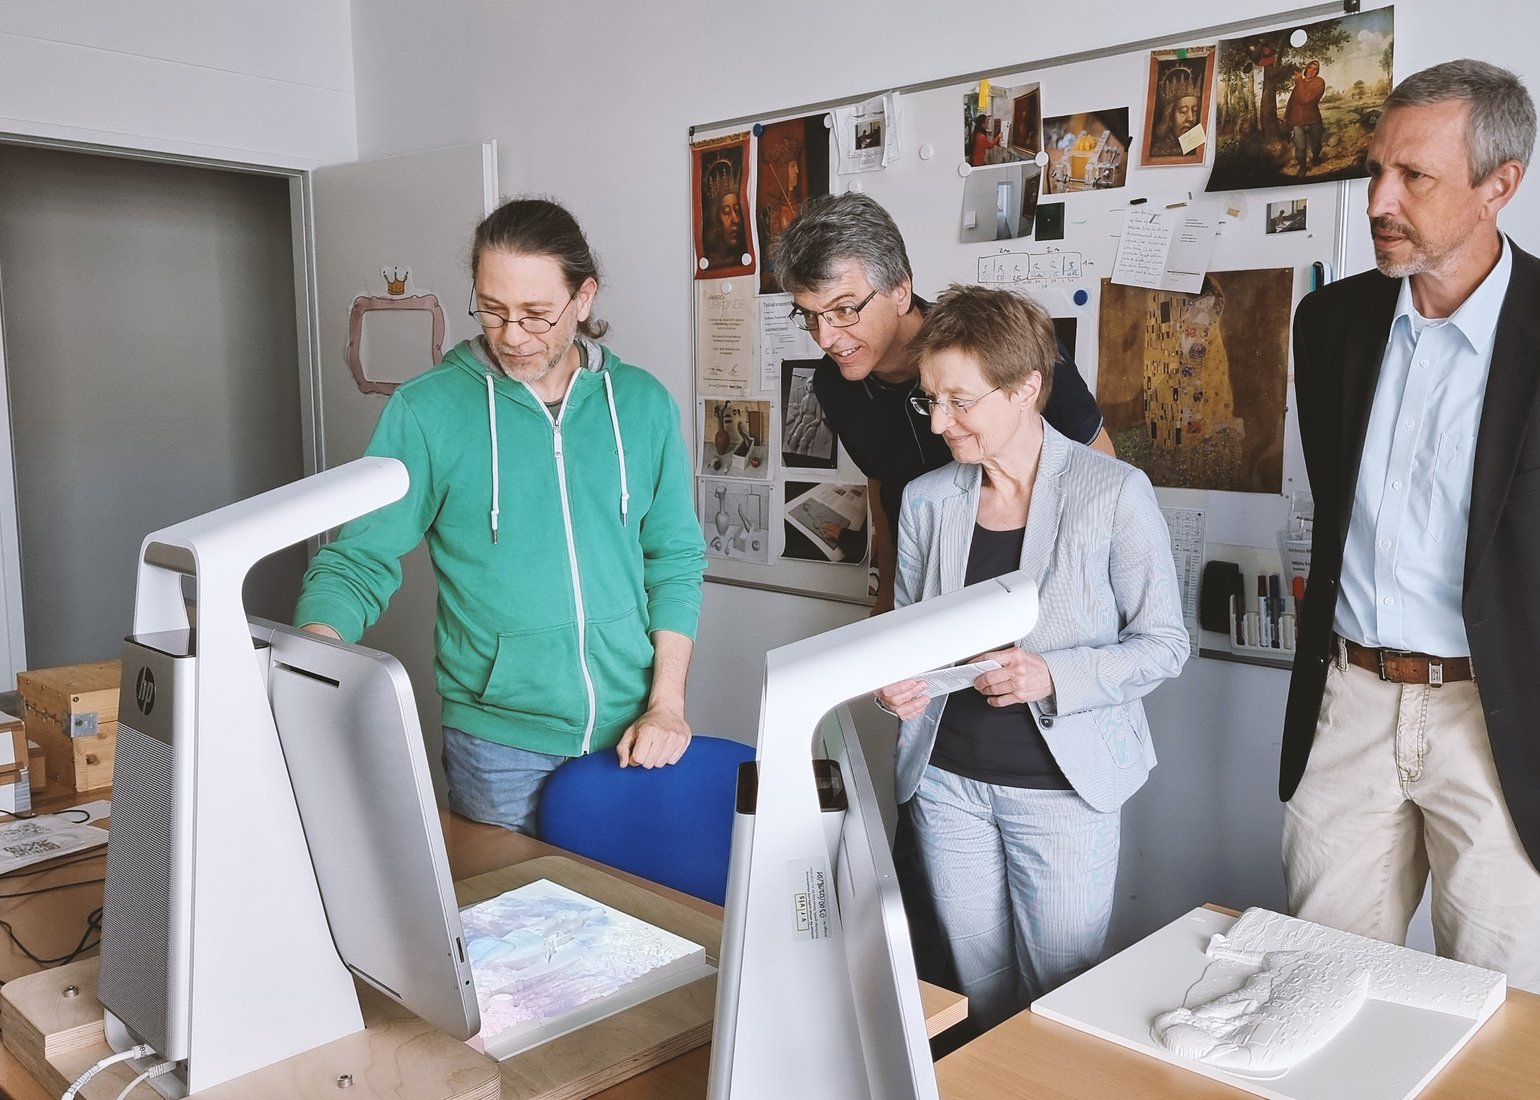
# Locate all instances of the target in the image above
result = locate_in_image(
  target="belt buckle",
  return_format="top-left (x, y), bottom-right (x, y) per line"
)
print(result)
top-left (1429, 660), bottom-right (1443, 687)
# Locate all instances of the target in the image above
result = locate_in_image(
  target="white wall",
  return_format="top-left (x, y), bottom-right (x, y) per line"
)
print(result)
top-left (346, 0), bottom-right (1540, 947)
top-left (0, 1), bottom-right (357, 166)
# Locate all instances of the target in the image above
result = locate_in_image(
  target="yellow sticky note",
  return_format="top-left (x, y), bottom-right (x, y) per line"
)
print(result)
top-left (978, 80), bottom-right (991, 110)
top-left (1179, 124), bottom-right (1207, 155)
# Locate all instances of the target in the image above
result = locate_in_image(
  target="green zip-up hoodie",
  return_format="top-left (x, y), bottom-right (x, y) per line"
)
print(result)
top-left (295, 337), bottom-right (705, 757)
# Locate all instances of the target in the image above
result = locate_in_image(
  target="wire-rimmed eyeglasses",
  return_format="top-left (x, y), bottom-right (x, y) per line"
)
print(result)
top-left (468, 287), bottom-right (577, 333)
top-left (908, 387), bottom-right (1002, 417)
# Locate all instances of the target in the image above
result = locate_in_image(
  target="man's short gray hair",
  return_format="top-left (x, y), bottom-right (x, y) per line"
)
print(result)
top-left (774, 193), bottom-right (912, 296)
top-left (1385, 59), bottom-right (1536, 185)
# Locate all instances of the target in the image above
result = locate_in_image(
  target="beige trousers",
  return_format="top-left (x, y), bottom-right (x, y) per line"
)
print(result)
top-left (1283, 641), bottom-right (1540, 992)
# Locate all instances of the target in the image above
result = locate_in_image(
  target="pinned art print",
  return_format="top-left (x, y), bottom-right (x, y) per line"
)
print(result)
top-left (1207, 6), bottom-right (1394, 190)
top-left (693, 132), bottom-right (756, 279)
top-left (1097, 270), bottom-right (1292, 493)
top-left (756, 115), bottom-right (831, 294)
top-left (1142, 48), bottom-right (1216, 166)
top-left (1044, 109), bottom-right (1131, 194)
top-left (963, 83), bottom-right (1041, 167)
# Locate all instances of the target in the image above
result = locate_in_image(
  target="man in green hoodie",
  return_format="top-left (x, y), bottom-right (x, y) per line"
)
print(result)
top-left (296, 197), bottom-right (706, 835)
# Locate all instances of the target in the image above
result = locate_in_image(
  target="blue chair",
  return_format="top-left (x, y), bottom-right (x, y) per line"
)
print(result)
top-left (537, 735), bottom-right (755, 906)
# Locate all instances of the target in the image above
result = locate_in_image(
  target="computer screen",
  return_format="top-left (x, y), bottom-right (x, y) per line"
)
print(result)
top-left (97, 457), bottom-right (479, 1096)
top-left (710, 569), bottom-right (1039, 1100)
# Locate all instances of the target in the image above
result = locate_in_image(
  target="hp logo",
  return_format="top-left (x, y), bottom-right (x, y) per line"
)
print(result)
top-left (135, 667), bottom-right (156, 715)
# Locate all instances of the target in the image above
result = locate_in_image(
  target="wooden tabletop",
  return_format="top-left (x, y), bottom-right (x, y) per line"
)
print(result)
top-left (937, 943), bottom-right (1540, 1100)
top-left (0, 810), bottom-right (967, 1100)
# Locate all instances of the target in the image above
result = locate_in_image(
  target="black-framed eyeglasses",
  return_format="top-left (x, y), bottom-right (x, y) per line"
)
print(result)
top-left (909, 386), bottom-right (1002, 417)
top-left (788, 288), bottom-right (880, 332)
top-left (468, 287), bottom-right (576, 333)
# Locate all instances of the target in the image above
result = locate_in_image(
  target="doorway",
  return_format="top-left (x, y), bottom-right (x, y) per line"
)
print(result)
top-left (0, 144), bottom-right (309, 674)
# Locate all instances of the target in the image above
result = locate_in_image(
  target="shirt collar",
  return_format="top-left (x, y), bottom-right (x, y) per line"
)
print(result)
top-left (1392, 236), bottom-right (1511, 356)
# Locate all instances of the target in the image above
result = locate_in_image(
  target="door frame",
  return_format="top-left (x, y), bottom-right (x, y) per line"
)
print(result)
top-left (0, 132), bottom-right (323, 688)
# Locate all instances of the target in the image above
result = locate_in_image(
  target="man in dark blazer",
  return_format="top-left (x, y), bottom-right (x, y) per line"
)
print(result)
top-left (1283, 59), bottom-right (1539, 991)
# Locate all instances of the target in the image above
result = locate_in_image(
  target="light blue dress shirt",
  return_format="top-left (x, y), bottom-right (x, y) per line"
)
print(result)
top-left (1334, 240), bottom-right (1512, 657)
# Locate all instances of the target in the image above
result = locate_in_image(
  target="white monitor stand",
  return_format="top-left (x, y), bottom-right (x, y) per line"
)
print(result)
top-left (709, 570), bottom-right (1039, 1100)
top-left (96, 457), bottom-right (474, 1097)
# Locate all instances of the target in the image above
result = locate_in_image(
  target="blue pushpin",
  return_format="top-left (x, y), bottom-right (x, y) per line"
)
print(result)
top-left (1073, 289), bottom-right (1089, 306)
top-left (752, 123), bottom-right (764, 137)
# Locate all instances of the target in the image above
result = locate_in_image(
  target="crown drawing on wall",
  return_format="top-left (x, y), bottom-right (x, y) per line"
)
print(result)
top-left (1159, 65), bottom-right (1199, 102)
top-left (703, 156), bottom-right (741, 203)
top-left (382, 266), bottom-right (409, 296)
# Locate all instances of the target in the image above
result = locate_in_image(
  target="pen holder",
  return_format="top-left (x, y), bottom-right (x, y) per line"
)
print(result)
top-left (1228, 594), bottom-right (1296, 661)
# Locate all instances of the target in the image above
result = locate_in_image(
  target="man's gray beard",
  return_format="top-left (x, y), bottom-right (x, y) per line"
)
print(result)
top-left (1375, 252), bottom-right (1422, 278)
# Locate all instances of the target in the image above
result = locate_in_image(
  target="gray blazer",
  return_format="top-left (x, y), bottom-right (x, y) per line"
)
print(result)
top-left (893, 423), bottom-right (1189, 812)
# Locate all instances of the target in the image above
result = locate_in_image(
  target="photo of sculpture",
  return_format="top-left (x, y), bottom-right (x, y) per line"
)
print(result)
top-left (1043, 108), bottom-right (1131, 193)
top-left (780, 361), bottom-right (837, 469)
top-left (1142, 48), bottom-right (1215, 166)
top-left (756, 115), bottom-right (831, 294)
top-left (692, 132), bottom-right (756, 279)
top-left (783, 481), bottom-right (868, 564)
top-left (1206, 7), bottom-right (1394, 191)
top-left (1096, 270), bottom-right (1291, 493)
top-left (700, 399), bottom-right (770, 479)
top-left (699, 477), bottom-right (771, 563)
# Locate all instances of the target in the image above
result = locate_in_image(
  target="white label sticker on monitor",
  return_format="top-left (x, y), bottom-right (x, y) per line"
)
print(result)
top-left (787, 860), bottom-right (833, 941)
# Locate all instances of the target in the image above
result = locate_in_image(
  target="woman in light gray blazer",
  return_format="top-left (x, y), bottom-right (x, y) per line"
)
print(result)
top-left (876, 285), bottom-right (1188, 1031)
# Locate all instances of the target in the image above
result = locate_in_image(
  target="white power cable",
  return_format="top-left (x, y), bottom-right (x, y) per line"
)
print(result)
top-left (112, 1056), bottom-right (176, 1100)
top-left (61, 1044), bottom-right (155, 1100)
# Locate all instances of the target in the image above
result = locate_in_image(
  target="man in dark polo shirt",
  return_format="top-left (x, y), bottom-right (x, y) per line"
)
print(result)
top-left (774, 192), bottom-right (1112, 997)
top-left (776, 193), bottom-right (1111, 614)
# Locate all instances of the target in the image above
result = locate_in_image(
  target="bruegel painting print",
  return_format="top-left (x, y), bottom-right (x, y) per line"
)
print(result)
top-left (1207, 6), bottom-right (1394, 190)
top-left (1097, 270), bottom-right (1291, 493)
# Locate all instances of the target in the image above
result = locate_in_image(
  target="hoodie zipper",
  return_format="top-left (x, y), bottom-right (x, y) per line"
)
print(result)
top-left (532, 372), bottom-right (598, 755)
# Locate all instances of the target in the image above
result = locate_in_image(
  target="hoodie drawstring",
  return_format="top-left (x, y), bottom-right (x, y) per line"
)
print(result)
top-left (486, 374), bottom-right (500, 543)
top-left (482, 338), bottom-right (627, 542)
top-left (603, 370), bottom-right (629, 527)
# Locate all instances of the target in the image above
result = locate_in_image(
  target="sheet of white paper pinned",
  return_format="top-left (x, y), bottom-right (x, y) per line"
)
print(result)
top-left (918, 659), bottom-right (1000, 697)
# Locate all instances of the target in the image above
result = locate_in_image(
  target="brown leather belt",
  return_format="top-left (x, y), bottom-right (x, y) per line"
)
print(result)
top-left (1342, 640), bottom-right (1474, 686)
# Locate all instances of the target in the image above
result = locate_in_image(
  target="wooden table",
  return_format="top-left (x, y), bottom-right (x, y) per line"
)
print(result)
top-left (0, 811), bottom-right (966, 1099)
top-left (935, 915), bottom-right (1540, 1100)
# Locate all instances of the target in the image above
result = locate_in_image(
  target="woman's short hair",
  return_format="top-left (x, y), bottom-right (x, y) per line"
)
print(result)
top-left (470, 196), bottom-right (608, 340)
top-left (908, 284), bottom-right (1057, 408)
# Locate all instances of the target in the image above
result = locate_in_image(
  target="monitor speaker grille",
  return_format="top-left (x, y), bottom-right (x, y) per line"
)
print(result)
top-left (98, 722), bottom-right (178, 1056)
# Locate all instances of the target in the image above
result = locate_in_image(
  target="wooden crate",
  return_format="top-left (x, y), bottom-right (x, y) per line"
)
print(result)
top-left (0, 711), bottom-right (24, 772)
top-left (17, 660), bottom-right (120, 793)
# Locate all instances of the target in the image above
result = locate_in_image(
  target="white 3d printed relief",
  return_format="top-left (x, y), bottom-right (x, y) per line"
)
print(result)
top-left (1152, 909), bottom-right (1505, 1077)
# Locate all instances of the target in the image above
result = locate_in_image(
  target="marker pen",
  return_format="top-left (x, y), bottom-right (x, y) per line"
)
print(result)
top-left (1268, 574), bottom-right (1283, 648)
top-left (1233, 572), bottom-right (1247, 645)
top-left (1256, 576), bottom-right (1271, 649)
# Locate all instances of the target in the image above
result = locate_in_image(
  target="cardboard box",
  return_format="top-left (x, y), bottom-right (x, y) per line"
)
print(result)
top-left (17, 660), bottom-right (120, 794)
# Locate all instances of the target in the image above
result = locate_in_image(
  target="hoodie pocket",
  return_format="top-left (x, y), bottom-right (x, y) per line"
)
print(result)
top-left (479, 623), bottom-right (587, 729)
top-left (586, 609), bottom-right (655, 722)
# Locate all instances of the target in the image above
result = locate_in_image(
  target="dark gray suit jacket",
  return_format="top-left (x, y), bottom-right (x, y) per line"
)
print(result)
top-left (1283, 240), bottom-right (1540, 870)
